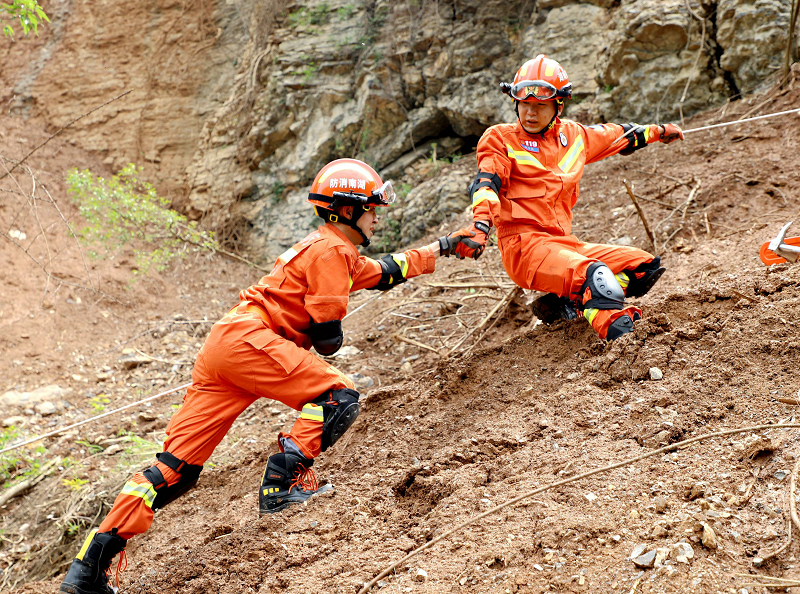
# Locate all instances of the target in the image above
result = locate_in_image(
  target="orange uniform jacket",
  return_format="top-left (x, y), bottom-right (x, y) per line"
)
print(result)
top-left (471, 118), bottom-right (661, 295)
top-left (472, 119), bottom-right (663, 234)
top-left (239, 222), bottom-right (436, 343)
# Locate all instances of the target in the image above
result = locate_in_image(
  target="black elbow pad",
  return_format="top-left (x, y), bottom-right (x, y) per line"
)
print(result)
top-left (619, 123), bottom-right (648, 156)
top-left (309, 319), bottom-right (343, 356)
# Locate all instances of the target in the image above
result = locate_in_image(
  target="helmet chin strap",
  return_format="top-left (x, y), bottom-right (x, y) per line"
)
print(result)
top-left (318, 205), bottom-right (371, 247)
top-left (515, 100), bottom-right (563, 138)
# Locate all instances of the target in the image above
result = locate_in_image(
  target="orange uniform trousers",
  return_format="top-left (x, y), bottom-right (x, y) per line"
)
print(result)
top-left (99, 307), bottom-right (353, 540)
top-left (498, 227), bottom-right (653, 299)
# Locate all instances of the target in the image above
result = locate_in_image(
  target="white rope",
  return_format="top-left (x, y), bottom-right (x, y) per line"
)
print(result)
top-left (610, 106), bottom-right (800, 146)
top-left (0, 382), bottom-right (190, 455)
top-left (683, 106), bottom-right (800, 134)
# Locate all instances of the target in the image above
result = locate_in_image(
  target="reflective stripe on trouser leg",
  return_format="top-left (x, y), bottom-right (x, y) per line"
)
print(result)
top-left (280, 410), bottom-right (324, 460)
top-left (98, 471), bottom-right (164, 540)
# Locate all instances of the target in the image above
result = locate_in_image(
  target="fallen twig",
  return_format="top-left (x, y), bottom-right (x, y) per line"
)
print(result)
top-left (446, 287), bottom-right (521, 356)
top-left (461, 287), bottom-right (522, 358)
top-left (0, 459), bottom-right (59, 507)
top-left (622, 179), bottom-right (656, 252)
top-left (392, 333), bottom-right (442, 355)
top-left (426, 282), bottom-right (512, 290)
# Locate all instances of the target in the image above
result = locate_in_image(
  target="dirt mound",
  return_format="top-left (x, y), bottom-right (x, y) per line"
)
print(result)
top-left (3, 76), bottom-right (800, 594)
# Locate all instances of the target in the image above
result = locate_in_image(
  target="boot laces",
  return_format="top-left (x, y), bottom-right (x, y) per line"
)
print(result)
top-left (288, 463), bottom-right (318, 494)
top-left (108, 550), bottom-right (127, 590)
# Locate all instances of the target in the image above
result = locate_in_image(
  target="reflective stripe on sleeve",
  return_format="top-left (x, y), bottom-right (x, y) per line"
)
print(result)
top-left (558, 135), bottom-right (585, 173)
top-left (506, 144), bottom-right (545, 170)
top-left (120, 480), bottom-right (157, 509)
top-left (300, 403), bottom-right (325, 422)
top-left (391, 253), bottom-right (409, 278)
top-left (472, 187), bottom-right (500, 207)
top-left (277, 247), bottom-right (299, 265)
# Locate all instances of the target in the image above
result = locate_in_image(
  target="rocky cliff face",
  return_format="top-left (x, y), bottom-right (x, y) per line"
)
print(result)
top-left (4, 0), bottom-right (797, 259)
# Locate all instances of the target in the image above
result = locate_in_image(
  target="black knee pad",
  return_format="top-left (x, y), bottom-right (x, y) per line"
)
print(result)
top-left (621, 257), bottom-right (665, 298)
top-left (142, 452), bottom-right (202, 510)
top-left (579, 262), bottom-right (626, 310)
top-left (312, 388), bottom-right (361, 452)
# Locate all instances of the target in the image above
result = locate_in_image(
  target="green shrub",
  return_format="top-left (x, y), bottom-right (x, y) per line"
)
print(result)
top-left (67, 164), bottom-right (219, 279)
top-left (2, 0), bottom-right (49, 37)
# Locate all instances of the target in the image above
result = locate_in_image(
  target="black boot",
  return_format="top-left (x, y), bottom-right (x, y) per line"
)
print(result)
top-left (617, 257), bottom-right (665, 298)
top-left (259, 453), bottom-right (332, 515)
top-left (60, 528), bottom-right (126, 594)
top-left (531, 293), bottom-right (578, 325)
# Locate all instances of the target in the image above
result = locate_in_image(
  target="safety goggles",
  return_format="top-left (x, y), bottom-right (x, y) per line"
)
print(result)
top-left (509, 80), bottom-right (560, 102)
top-left (331, 181), bottom-right (397, 207)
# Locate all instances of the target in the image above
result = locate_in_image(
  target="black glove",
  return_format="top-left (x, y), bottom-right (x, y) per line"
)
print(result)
top-left (438, 234), bottom-right (462, 257)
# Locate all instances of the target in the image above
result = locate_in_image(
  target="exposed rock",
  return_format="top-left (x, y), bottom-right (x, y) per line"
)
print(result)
top-left (701, 522), bottom-right (718, 549)
top-left (347, 373), bottom-right (374, 392)
top-left (33, 402), bottom-right (57, 416)
top-left (2, 385), bottom-right (69, 408)
top-left (650, 367), bottom-right (664, 380)
top-left (2, 416), bottom-right (27, 428)
top-left (632, 549), bottom-right (657, 568)
top-left (119, 349), bottom-right (152, 369)
top-left (716, 0), bottom-right (793, 93)
top-left (413, 568), bottom-right (428, 582)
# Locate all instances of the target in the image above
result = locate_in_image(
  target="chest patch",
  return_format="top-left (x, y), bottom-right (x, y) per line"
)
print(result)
top-left (520, 139), bottom-right (539, 153)
top-left (559, 132), bottom-right (568, 147)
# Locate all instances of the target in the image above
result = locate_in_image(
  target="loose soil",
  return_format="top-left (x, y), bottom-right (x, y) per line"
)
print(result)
top-left (2, 72), bottom-right (800, 594)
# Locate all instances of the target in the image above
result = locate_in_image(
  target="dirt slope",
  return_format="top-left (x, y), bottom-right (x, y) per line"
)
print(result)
top-left (2, 71), bottom-right (800, 594)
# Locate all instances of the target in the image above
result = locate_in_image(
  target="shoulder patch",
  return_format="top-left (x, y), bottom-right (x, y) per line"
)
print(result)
top-left (559, 132), bottom-right (568, 147)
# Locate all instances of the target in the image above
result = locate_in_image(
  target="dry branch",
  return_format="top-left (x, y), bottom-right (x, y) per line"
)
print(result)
top-left (622, 179), bottom-right (656, 251)
top-left (392, 333), bottom-right (442, 355)
top-left (446, 286), bottom-right (521, 356)
top-left (358, 422), bottom-right (800, 593)
top-left (0, 90), bottom-right (132, 183)
top-left (0, 459), bottom-right (59, 507)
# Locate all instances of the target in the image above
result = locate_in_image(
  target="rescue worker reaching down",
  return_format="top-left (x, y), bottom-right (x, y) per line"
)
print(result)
top-left (452, 54), bottom-right (683, 340)
top-left (60, 158), bottom-right (463, 594)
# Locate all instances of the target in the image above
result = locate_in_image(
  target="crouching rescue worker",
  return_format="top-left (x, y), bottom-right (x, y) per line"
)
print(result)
top-left (60, 158), bottom-right (462, 594)
top-left (451, 54), bottom-right (684, 340)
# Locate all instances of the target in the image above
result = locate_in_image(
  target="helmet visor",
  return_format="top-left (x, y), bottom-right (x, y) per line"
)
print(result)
top-left (510, 80), bottom-right (559, 102)
top-left (368, 181), bottom-right (396, 206)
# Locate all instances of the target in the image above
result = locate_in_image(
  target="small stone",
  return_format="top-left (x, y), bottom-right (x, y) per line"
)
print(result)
top-left (2, 416), bottom-right (26, 428)
top-left (649, 367), bottom-right (663, 380)
top-left (2, 384), bottom-right (69, 407)
top-left (138, 410), bottom-right (158, 422)
top-left (774, 470), bottom-right (788, 481)
top-left (584, 492), bottom-right (597, 502)
top-left (347, 373), bottom-right (374, 392)
top-left (630, 543), bottom-right (648, 559)
top-left (654, 496), bottom-right (668, 513)
top-left (413, 568), bottom-right (427, 582)
top-left (119, 349), bottom-right (151, 369)
top-left (104, 444), bottom-right (122, 456)
top-left (632, 549), bottom-right (657, 569)
top-left (701, 522), bottom-right (718, 549)
top-left (34, 401), bottom-right (57, 416)
top-left (651, 525), bottom-right (668, 539)
top-left (377, 580), bottom-right (387, 588)
top-left (673, 542), bottom-right (694, 564)
top-left (309, 521), bottom-right (318, 528)
top-left (654, 547), bottom-right (671, 567)
top-left (333, 345), bottom-right (361, 358)
top-left (566, 372), bottom-right (580, 381)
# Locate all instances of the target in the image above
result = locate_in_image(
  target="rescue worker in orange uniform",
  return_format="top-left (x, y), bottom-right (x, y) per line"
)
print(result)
top-left (451, 55), bottom-right (684, 340)
top-left (60, 159), bottom-right (462, 594)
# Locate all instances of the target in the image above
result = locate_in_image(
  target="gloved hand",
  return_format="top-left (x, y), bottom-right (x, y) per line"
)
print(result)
top-left (437, 234), bottom-right (462, 257)
top-left (451, 221), bottom-right (490, 260)
top-left (659, 123), bottom-right (684, 144)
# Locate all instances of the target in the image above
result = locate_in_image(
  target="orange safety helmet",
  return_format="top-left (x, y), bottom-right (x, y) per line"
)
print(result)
top-left (501, 54), bottom-right (573, 102)
top-left (307, 158), bottom-right (396, 246)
